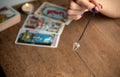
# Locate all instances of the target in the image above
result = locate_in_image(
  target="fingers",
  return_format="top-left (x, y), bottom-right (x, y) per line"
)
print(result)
top-left (68, 15), bottom-right (82, 20)
top-left (68, 0), bottom-right (88, 20)
top-left (67, 0), bottom-right (103, 20)
top-left (67, 9), bottom-right (82, 20)
top-left (67, 9), bottom-right (88, 20)
top-left (91, 0), bottom-right (102, 10)
top-left (75, 0), bottom-right (102, 12)
top-left (68, 9), bottom-right (86, 15)
top-left (69, 0), bottom-right (83, 10)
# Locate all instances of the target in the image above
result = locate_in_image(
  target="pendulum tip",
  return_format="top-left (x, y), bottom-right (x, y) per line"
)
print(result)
top-left (73, 42), bottom-right (80, 51)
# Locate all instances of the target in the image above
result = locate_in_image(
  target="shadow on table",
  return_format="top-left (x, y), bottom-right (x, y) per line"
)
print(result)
top-left (0, 66), bottom-right (6, 77)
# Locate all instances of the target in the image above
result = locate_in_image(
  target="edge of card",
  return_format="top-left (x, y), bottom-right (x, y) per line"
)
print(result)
top-left (15, 29), bottom-right (60, 48)
top-left (0, 6), bottom-right (20, 24)
top-left (0, 6), bottom-right (21, 32)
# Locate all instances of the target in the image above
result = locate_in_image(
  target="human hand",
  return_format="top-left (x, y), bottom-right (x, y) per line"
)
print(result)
top-left (67, 0), bottom-right (102, 20)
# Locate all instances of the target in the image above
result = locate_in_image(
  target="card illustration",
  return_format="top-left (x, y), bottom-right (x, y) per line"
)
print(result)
top-left (23, 15), bottom-right (65, 34)
top-left (35, 2), bottom-right (71, 25)
top-left (15, 29), bottom-right (59, 47)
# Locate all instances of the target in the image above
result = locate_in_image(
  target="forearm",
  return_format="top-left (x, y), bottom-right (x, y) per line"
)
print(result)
top-left (99, 0), bottom-right (120, 18)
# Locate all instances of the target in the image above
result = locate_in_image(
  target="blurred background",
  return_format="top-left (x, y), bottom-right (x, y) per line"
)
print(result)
top-left (0, 0), bottom-right (34, 7)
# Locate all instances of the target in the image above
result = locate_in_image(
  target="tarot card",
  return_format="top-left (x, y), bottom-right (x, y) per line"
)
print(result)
top-left (34, 2), bottom-right (71, 25)
top-left (0, 6), bottom-right (21, 32)
top-left (22, 14), bottom-right (65, 34)
top-left (15, 29), bottom-right (60, 48)
top-left (0, 7), bottom-right (17, 23)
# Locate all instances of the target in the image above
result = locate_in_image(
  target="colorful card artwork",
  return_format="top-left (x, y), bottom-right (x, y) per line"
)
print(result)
top-left (35, 2), bottom-right (71, 25)
top-left (15, 2), bottom-right (71, 48)
top-left (15, 29), bottom-right (59, 48)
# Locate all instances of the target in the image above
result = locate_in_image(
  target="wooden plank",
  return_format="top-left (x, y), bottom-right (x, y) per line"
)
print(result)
top-left (0, 0), bottom-right (120, 77)
top-left (76, 14), bottom-right (120, 77)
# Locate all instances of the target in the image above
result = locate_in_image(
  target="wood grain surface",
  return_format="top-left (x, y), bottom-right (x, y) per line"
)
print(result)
top-left (0, 0), bottom-right (120, 77)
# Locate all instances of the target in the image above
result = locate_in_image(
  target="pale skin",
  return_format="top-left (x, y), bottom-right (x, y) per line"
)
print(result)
top-left (68, 0), bottom-right (120, 20)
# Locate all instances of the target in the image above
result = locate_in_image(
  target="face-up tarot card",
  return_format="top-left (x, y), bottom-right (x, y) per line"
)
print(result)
top-left (15, 29), bottom-right (60, 48)
top-left (22, 14), bottom-right (65, 34)
top-left (34, 2), bottom-right (71, 25)
top-left (0, 7), bottom-right (17, 23)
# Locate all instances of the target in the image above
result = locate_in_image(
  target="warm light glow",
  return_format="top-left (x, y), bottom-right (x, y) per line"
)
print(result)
top-left (22, 2), bottom-right (34, 13)
top-left (25, 3), bottom-right (29, 7)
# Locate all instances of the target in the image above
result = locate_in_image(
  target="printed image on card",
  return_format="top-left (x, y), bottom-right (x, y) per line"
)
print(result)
top-left (23, 15), bottom-right (65, 34)
top-left (35, 2), bottom-right (71, 25)
top-left (0, 7), bottom-right (16, 23)
top-left (15, 29), bottom-right (60, 48)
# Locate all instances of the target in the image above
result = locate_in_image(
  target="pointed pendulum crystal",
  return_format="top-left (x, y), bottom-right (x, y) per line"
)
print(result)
top-left (73, 42), bottom-right (80, 51)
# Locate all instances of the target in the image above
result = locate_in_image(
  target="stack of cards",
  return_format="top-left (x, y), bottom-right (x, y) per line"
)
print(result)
top-left (15, 2), bottom-right (71, 48)
top-left (0, 6), bottom-right (21, 32)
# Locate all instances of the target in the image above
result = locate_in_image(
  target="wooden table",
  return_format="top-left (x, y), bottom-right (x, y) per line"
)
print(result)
top-left (0, 0), bottom-right (120, 77)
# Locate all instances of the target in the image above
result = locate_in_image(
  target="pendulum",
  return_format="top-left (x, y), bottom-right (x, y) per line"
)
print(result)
top-left (73, 13), bottom-right (95, 51)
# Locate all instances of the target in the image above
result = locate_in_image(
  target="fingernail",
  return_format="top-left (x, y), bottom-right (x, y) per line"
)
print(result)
top-left (92, 7), bottom-right (99, 13)
top-left (81, 14), bottom-right (84, 16)
top-left (99, 3), bottom-right (103, 9)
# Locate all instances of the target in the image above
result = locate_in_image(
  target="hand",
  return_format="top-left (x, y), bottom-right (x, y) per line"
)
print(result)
top-left (67, 0), bottom-right (102, 20)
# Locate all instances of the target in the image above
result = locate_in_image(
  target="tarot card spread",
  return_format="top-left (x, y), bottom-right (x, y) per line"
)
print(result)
top-left (15, 14), bottom-right (64, 48)
top-left (22, 15), bottom-right (65, 34)
top-left (35, 2), bottom-right (71, 25)
top-left (15, 29), bottom-right (60, 48)
top-left (15, 2), bottom-right (71, 48)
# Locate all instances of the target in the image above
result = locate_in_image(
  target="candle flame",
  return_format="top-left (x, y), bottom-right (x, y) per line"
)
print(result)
top-left (25, 3), bottom-right (29, 7)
